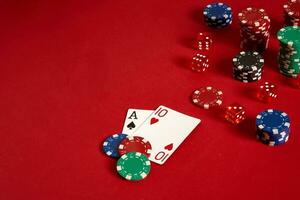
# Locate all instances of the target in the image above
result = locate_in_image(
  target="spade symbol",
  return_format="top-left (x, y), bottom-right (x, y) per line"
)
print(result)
top-left (127, 121), bottom-right (136, 130)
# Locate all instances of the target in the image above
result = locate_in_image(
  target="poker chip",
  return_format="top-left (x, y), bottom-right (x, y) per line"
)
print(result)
top-left (102, 133), bottom-right (128, 158)
top-left (117, 152), bottom-right (151, 181)
top-left (233, 51), bottom-right (264, 70)
top-left (283, 0), bottom-right (300, 26)
top-left (256, 109), bottom-right (291, 133)
top-left (238, 7), bottom-right (270, 27)
top-left (232, 51), bottom-right (264, 82)
top-left (191, 86), bottom-right (223, 109)
top-left (278, 26), bottom-right (300, 45)
top-left (118, 136), bottom-right (152, 157)
top-left (255, 109), bottom-right (291, 146)
top-left (256, 109), bottom-right (290, 134)
top-left (277, 26), bottom-right (300, 78)
top-left (203, 2), bottom-right (233, 28)
top-left (256, 129), bottom-right (290, 146)
top-left (238, 7), bottom-right (270, 52)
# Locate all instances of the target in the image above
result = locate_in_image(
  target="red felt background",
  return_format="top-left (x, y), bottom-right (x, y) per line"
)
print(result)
top-left (0, 0), bottom-right (299, 199)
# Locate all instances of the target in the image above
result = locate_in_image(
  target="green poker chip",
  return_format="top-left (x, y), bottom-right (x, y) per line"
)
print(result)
top-left (277, 26), bottom-right (300, 47)
top-left (117, 152), bottom-right (151, 181)
top-left (279, 70), bottom-right (298, 78)
top-left (278, 26), bottom-right (300, 77)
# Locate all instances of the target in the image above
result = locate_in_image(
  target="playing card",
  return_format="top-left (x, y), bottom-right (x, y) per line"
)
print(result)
top-left (122, 109), bottom-right (154, 135)
top-left (133, 105), bottom-right (201, 165)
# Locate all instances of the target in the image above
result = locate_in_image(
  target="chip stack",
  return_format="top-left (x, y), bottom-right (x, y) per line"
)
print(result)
top-left (283, 0), bottom-right (300, 26)
top-left (203, 2), bottom-right (233, 28)
top-left (256, 109), bottom-right (291, 146)
top-left (277, 26), bottom-right (300, 77)
top-left (232, 51), bottom-right (264, 82)
top-left (238, 8), bottom-right (271, 52)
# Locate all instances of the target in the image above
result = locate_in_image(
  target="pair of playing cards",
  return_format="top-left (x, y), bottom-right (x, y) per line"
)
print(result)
top-left (121, 105), bottom-right (201, 165)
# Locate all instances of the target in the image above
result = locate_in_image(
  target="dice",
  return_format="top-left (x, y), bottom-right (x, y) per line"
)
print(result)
top-left (196, 32), bottom-right (212, 51)
top-left (191, 53), bottom-right (209, 72)
top-left (256, 81), bottom-right (277, 102)
top-left (225, 103), bottom-right (246, 125)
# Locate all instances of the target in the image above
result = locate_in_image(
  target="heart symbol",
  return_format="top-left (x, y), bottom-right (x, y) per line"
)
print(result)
top-left (150, 117), bottom-right (159, 125)
top-left (164, 143), bottom-right (173, 151)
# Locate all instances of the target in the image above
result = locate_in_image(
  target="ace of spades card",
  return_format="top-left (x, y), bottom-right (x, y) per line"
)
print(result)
top-left (121, 109), bottom-right (154, 135)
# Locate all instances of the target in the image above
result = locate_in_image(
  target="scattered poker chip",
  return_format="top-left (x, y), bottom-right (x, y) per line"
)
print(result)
top-left (117, 152), bottom-right (151, 181)
top-left (102, 133), bottom-right (128, 158)
top-left (118, 136), bottom-right (152, 157)
top-left (191, 86), bottom-right (223, 109)
top-left (238, 7), bottom-right (270, 52)
top-left (255, 109), bottom-right (291, 146)
top-left (203, 2), bottom-right (233, 28)
top-left (277, 26), bottom-right (300, 78)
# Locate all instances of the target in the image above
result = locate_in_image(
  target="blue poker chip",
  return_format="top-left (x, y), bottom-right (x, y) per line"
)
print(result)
top-left (102, 133), bottom-right (128, 158)
top-left (256, 129), bottom-right (290, 146)
top-left (205, 18), bottom-right (232, 24)
top-left (205, 20), bottom-right (232, 28)
top-left (203, 2), bottom-right (232, 21)
top-left (205, 15), bottom-right (233, 23)
top-left (256, 109), bottom-right (290, 135)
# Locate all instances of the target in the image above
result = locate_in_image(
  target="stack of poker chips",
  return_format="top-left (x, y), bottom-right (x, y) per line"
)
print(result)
top-left (102, 134), bottom-right (152, 181)
top-left (203, 2), bottom-right (233, 28)
top-left (256, 109), bottom-right (291, 146)
top-left (283, 0), bottom-right (300, 27)
top-left (277, 26), bottom-right (300, 77)
top-left (232, 51), bottom-right (264, 82)
top-left (238, 7), bottom-right (271, 52)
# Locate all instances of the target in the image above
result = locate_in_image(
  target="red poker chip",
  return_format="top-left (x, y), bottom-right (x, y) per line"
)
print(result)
top-left (239, 20), bottom-right (270, 30)
top-left (284, 0), bottom-right (300, 18)
top-left (240, 36), bottom-right (269, 42)
top-left (238, 7), bottom-right (270, 28)
top-left (238, 7), bottom-right (270, 52)
top-left (191, 86), bottom-right (223, 109)
top-left (241, 25), bottom-right (270, 33)
top-left (118, 136), bottom-right (152, 157)
top-left (240, 31), bottom-right (270, 39)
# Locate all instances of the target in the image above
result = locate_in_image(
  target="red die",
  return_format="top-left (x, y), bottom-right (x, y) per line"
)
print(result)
top-left (196, 32), bottom-right (212, 52)
top-left (256, 82), bottom-right (277, 102)
top-left (191, 53), bottom-right (209, 72)
top-left (225, 104), bottom-right (246, 125)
